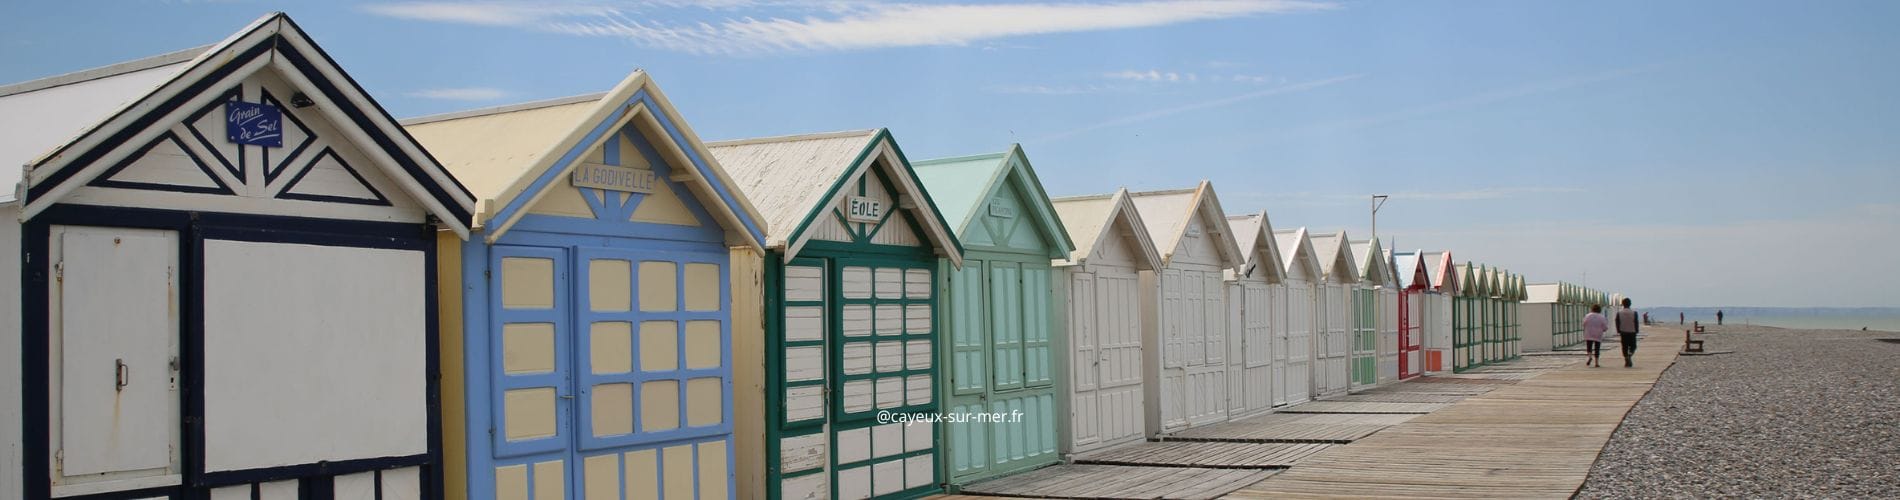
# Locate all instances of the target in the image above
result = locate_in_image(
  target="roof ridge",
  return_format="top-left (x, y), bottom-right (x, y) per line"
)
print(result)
top-left (913, 151), bottom-right (1007, 166)
top-left (1050, 192), bottom-right (1115, 202)
top-left (400, 92), bottom-right (607, 125)
top-left (0, 45), bottom-right (208, 98)
top-left (705, 129), bottom-right (877, 147)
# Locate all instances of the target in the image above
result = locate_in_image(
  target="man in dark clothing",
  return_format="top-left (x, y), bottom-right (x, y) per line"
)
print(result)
top-left (1616, 298), bottom-right (1640, 367)
top-left (1717, 310), bottom-right (1724, 325)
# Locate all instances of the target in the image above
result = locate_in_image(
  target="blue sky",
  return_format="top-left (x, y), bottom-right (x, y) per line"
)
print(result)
top-left (4, 0), bottom-right (1897, 307)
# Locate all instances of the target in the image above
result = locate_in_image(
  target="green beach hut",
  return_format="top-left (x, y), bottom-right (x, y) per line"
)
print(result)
top-left (912, 145), bottom-right (1075, 487)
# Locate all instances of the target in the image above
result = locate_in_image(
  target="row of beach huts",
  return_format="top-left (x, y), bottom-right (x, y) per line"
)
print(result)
top-left (0, 14), bottom-right (1620, 500)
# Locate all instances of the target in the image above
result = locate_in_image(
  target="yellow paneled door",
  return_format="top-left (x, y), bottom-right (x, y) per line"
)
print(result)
top-left (487, 244), bottom-right (733, 500)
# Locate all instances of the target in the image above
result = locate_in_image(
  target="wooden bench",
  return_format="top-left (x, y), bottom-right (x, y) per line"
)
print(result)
top-left (1684, 329), bottom-right (1705, 353)
top-left (1692, 321), bottom-right (1705, 333)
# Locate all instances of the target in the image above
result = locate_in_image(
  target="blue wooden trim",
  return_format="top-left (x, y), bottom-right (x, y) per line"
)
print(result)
top-left (510, 214), bottom-right (722, 244)
top-left (630, 92), bottom-right (763, 246)
top-left (486, 95), bottom-right (632, 235)
top-left (182, 87), bottom-right (246, 182)
top-left (458, 238), bottom-right (496, 500)
top-left (488, 245), bottom-right (574, 459)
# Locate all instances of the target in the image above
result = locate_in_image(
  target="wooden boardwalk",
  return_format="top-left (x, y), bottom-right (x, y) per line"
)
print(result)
top-left (1165, 413), bottom-right (1418, 444)
top-left (1273, 401), bottom-right (1451, 414)
top-left (1223, 338), bottom-right (1677, 499)
top-left (958, 465), bottom-right (1275, 500)
top-left (1076, 441), bottom-right (1333, 469)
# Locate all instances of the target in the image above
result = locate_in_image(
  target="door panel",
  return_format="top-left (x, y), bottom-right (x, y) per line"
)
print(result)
top-left (53, 227), bottom-right (181, 485)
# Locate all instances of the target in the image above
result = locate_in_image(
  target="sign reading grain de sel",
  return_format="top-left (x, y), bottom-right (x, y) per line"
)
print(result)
top-left (225, 101), bottom-right (283, 147)
top-left (571, 162), bottom-right (656, 193)
top-left (845, 196), bottom-right (882, 223)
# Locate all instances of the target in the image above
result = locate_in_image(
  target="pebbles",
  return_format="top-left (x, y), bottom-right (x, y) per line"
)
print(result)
top-left (1576, 325), bottom-right (1900, 498)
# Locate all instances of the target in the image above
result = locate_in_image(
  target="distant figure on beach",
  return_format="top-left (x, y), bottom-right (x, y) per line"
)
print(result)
top-left (1643, 312), bottom-right (1650, 325)
top-left (1680, 312), bottom-right (1685, 325)
top-left (1717, 310), bottom-right (1724, 325)
top-left (1616, 298), bottom-right (1640, 367)
top-left (1583, 304), bottom-right (1608, 367)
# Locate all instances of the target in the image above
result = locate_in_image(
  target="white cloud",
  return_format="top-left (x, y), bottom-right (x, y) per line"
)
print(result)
top-left (987, 83), bottom-right (1122, 95)
top-left (1105, 69), bottom-right (1276, 84)
top-left (366, 0), bottom-right (1337, 54)
top-left (406, 87), bottom-right (509, 100)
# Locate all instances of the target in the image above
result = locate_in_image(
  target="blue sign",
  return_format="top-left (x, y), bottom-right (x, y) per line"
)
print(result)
top-left (225, 101), bottom-right (283, 147)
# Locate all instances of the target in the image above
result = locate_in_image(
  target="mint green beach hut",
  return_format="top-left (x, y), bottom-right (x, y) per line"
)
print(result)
top-left (913, 146), bottom-right (1075, 487)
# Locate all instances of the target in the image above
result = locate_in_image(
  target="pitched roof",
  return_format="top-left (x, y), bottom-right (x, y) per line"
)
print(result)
top-left (1049, 189), bottom-right (1162, 271)
top-left (1392, 250), bottom-right (1427, 289)
top-left (1309, 230), bottom-right (1361, 284)
top-left (1272, 227), bottom-right (1323, 280)
top-left (1350, 238), bottom-right (1392, 287)
top-left (403, 71), bottom-right (764, 247)
top-left (1126, 181), bottom-right (1242, 269)
top-left (1, 13), bottom-right (475, 235)
top-left (1225, 212), bottom-right (1286, 282)
top-left (0, 47), bottom-right (203, 204)
top-left (912, 144), bottom-right (1074, 256)
top-left (707, 129), bottom-right (961, 263)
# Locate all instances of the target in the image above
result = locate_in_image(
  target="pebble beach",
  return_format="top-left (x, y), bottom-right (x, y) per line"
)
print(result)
top-left (1577, 325), bottom-right (1900, 498)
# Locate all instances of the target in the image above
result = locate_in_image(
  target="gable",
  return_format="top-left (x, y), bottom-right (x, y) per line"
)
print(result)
top-left (16, 14), bottom-right (473, 234)
top-left (62, 70), bottom-right (422, 223)
top-left (515, 122), bottom-right (720, 241)
top-left (961, 176), bottom-right (1056, 255)
top-left (1171, 212), bottom-right (1228, 268)
top-left (804, 158), bottom-right (923, 248)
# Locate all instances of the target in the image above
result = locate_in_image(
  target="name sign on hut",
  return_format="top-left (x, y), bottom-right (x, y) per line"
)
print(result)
top-left (571, 162), bottom-right (656, 193)
top-left (225, 101), bottom-right (283, 147)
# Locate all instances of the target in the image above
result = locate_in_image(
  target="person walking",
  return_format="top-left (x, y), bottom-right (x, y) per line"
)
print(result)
top-left (1616, 298), bottom-right (1640, 367)
top-left (1582, 304), bottom-right (1609, 367)
top-left (1717, 310), bottom-right (1724, 325)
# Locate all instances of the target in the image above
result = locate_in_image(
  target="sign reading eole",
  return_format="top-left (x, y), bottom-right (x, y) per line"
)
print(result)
top-left (846, 196), bottom-right (882, 223)
top-left (571, 162), bottom-right (656, 193)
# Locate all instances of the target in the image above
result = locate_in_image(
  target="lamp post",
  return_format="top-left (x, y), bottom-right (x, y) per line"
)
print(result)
top-left (1371, 194), bottom-right (1389, 245)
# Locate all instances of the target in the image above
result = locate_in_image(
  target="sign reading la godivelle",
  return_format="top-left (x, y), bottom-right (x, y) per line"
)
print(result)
top-left (571, 162), bottom-right (657, 193)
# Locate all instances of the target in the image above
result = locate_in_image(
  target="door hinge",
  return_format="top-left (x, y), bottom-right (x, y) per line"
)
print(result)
top-left (484, 269), bottom-right (492, 281)
top-left (54, 261), bottom-right (63, 283)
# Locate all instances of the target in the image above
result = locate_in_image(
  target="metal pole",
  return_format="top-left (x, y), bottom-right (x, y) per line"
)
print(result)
top-left (1371, 195), bottom-right (1389, 245)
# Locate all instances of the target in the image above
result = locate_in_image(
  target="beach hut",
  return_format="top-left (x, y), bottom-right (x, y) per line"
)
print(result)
top-left (1050, 190), bottom-right (1163, 456)
top-left (1272, 229), bottom-right (1323, 405)
top-left (912, 146), bottom-right (1074, 485)
top-left (1224, 212), bottom-right (1288, 419)
top-left (1127, 183), bottom-right (1244, 434)
top-left (1419, 251), bottom-right (1457, 373)
top-left (1521, 283), bottom-right (1566, 352)
top-left (0, 13), bottom-right (476, 499)
top-left (1348, 239), bottom-right (1395, 389)
top-left (406, 70), bottom-right (765, 500)
top-left (1453, 263), bottom-right (1481, 372)
top-left (709, 130), bottom-right (964, 500)
top-left (1307, 231), bottom-right (1359, 398)
top-left (1391, 250), bottom-right (1431, 379)
top-left (1507, 273), bottom-right (1525, 358)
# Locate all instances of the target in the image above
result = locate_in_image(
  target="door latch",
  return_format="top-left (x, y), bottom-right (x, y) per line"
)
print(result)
top-left (115, 358), bottom-right (129, 392)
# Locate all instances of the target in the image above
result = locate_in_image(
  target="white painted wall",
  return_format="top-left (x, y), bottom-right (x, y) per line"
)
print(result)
top-left (1, 204), bottom-right (20, 498)
top-left (200, 240), bottom-right (427, 471)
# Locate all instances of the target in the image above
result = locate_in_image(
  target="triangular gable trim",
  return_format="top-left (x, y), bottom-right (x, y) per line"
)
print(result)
top-left (1150, 181), bottom-right (1243, 270)
top-left (783, 129), bottom-right (962, 265)
top-left (1357, 239), bottom-right (1392, 287)
top-left (19, 13), bottom-right (475, 236)
top-left (1280, 228), bottom-right (1324, 280)
top-left (995, 144), bottom-right (1076, 257)
top-left (1318, 230), bottom-right (1361, 284)
top-left (471, 72), bottom-right (764, 247)
top-left (1085, 188), bottom-right (1164, 272)
top-left (1233, 211), bottom-right (1287, 283)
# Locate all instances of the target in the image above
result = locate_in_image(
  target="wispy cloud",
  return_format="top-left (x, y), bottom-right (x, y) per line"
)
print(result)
top-left (406, 87), bottom-right (509, 101)
top-left (987, 83), bottom-right (1125, 95)
top-left (1034, 74), bottom-right (1363, 142)
top-left (365, 0), bottom-right (1337, 55)
top-left (1104, 69), bottom-right (1280, 84)
top-left (1301, 64), bottom-right (1661, 133)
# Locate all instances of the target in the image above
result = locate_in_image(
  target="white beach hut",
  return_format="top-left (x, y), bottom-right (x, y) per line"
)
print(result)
top-left (1271, 229), bottom-right (1323, 405)
top-left (1391, 250), bottom-right (1431, 379)
top-left (1349, 239), bottom-right (1398, 387)
top-left (0, 13), bottom-right (476, 499)
top-left (1127, 183), bottom-right (1244, 435)
top-left (1050, 189), bottom-right (1164, 455)
top-left (1307, 231), bottom-right (1360, 398)
top-left (1420, 251), bottom-right (1457, 373)
top-left (1223, 212), bottom-right (1287, 419)
top-left (1522, 283), bottom-right (1565, 352)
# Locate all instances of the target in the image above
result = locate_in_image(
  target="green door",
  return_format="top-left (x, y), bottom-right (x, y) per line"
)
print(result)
top-left (1351, 289), bottom-right (1377, 387)
top-left (944, 256), bottom-right (1057, 483)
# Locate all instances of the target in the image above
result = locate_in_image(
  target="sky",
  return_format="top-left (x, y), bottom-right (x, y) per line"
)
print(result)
top-left (3, 0), bottom-right (1897, 308)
